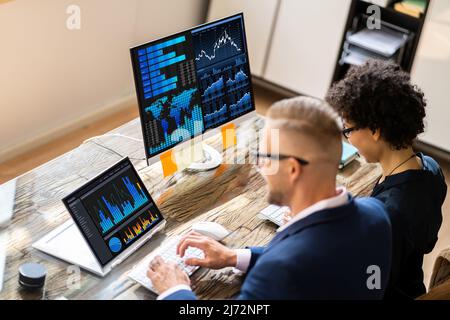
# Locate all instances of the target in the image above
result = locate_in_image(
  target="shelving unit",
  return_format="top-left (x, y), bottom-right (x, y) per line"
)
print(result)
top-left (332, 0), bottom-right (430, 83)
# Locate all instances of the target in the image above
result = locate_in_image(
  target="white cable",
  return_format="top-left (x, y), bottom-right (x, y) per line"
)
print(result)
top-left (82, 133), bottom-right (143, 145)
top-left (80, 133), bottom-right (145, 161)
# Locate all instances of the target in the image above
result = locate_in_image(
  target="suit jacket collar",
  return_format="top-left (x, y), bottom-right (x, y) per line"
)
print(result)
top-left (266, 196), bottom-right (356, 250)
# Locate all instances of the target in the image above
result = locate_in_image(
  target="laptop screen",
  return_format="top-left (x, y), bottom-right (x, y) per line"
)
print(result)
top-left (62, 158), bottom-right (164, 266)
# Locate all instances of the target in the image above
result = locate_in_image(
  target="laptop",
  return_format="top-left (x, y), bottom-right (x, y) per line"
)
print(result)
top-left (0, 179), bottom-right (16, 291)
top-left (339, 141), bottom-right (359, 170)
top-left (33, 158), bottom-right (166, 277)
top-left (0, 179), bottom-right (16, 228)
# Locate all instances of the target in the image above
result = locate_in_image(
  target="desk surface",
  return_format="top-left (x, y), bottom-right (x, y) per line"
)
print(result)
top-left (0, 115), bottom-right (381, 300)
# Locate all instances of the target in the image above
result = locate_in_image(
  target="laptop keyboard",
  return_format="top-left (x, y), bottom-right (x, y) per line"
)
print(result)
top-left (258, 205), bottom-right (290, 227)
top-left (128, 235), bottom-right (204, 292)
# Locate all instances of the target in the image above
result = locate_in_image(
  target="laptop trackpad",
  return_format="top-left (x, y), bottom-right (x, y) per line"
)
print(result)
top-left (33, 220), bottom-right (103, 275)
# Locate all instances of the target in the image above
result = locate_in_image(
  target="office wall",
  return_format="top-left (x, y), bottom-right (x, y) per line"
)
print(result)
top-left (0, 0), bottom-right (207, 162)
top-left (206, 0), bottom-right (280, 77)
top-left (411, 0), bottom-right (450, 152)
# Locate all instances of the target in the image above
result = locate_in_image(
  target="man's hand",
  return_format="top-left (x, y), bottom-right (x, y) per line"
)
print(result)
top-left (282, 212), bottom-right (292, 225)
top-left (177, 231), bottom-right (237, 269)
top-left (147, 256), bottom-right (190, 294)
top-left (280, 208), bottom-right (293, 225)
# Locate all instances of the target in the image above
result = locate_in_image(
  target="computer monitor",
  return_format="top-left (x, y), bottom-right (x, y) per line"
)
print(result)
top-left (130, 13), bottom-right (256, 168)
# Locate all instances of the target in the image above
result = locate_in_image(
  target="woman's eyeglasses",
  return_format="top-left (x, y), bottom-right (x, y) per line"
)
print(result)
top-left (342, 126), bottom-right (358, 139)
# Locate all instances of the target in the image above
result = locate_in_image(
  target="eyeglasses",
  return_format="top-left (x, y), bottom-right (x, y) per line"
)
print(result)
top-left (252, 152), bottom-right (309, 167)
top-left (342, 126), bottom-right (358, 139)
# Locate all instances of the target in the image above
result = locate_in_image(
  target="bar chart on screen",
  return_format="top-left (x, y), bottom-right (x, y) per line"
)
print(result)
top-left (120, 210), bottom-right (160, 245)
top-left (82, 170), bottom-right (150, 235)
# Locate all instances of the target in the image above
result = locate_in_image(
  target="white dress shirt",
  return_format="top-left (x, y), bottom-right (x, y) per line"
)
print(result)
top-left (157, 187), bottom-right (349, 299)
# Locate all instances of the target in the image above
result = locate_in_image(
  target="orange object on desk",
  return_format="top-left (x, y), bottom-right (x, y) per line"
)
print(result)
top-left (221, 123), bottom-right (237, 150)
top-left (160, 150), bottom-right (178, 177)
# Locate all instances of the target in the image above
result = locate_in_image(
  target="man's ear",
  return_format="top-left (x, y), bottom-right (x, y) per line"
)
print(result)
top-left (371, 128), bottom-right (381, 142)
top-left (289, 158), bottom-right (302, 182)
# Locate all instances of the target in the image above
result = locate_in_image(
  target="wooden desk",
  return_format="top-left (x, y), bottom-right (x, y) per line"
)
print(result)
top-left (0, 115), bottom-right (381, 300)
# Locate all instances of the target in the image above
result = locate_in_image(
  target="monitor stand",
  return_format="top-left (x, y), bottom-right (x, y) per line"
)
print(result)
top-left (151, 143), bottom-right (223, 199)
top-left (187, 143), bottom-right (222, 171)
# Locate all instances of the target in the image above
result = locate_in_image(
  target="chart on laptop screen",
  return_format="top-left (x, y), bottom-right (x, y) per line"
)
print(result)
top-left (131, 14), bottom-right (255, 160)
top-left (64, 160), bottom-right (163, 266)
top-left (83, 172), bottom-right (150, 235)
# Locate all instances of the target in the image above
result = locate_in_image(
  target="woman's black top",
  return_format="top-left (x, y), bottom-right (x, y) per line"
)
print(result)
top-left (371, 153), bottom-right (447, 299)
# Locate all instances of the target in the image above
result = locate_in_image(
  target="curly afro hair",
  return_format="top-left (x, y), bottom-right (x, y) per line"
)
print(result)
top-left (325, 59), bottom-right (426, 150)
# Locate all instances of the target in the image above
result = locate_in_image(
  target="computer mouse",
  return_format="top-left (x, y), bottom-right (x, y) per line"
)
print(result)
top-left (191, 221), bottom-right (230, 241)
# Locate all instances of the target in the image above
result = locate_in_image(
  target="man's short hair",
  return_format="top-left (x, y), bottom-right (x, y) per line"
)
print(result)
top-left (266, 96), bottom-right (342, 165)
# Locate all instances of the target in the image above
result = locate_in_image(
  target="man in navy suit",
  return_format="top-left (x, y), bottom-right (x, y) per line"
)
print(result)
top-left (147, 97), bottom-right (392, 300)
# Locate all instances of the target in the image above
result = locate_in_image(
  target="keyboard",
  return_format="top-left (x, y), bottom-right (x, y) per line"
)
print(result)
top-left (258, 205), bottom-right (290, 227)
top-left (128, 235), bottom-right (204, 293)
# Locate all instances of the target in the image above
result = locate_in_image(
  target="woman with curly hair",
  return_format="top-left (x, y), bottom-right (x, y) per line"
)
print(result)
top-left (326, 59), bottom-right (447, 299)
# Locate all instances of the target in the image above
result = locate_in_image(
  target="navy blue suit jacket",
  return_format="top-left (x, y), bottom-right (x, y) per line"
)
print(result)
top-left (164, 196), bottom-right (392, 300)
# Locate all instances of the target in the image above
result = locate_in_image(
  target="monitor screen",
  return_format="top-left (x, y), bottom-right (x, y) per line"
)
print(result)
top-left (63, 158), bottom-right (164, 266)
top-left (130, 13), bottom-right (255, 161)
